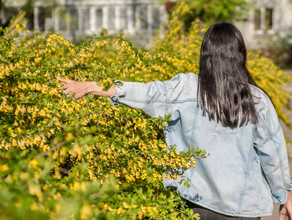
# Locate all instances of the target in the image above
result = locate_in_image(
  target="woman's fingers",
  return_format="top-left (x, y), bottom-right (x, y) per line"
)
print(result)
top-left (75, 93), bottom-right (83, 99)
top-left (58, 78), bottom-right (90, 99)
top-left (288, 209), bottom-right (292, 220)
top-left (63, 87), bottom-right (87, 99)
top-left (63, 88), bottom-right (72, 95)
top-left (280, 204), bottom-right (292, 220)
top-left (60, 84), bottom-right (70, 90)
top-left (73, 88), bottom-right (87, 99)
top-left (58, 78), bottom-right (75, 84)
top-left (280, 212), bottom-right (286, 220)
top-left (280, 205), bottom-right (287, 220)
top-left (286, 192), bottom-right (292, 220)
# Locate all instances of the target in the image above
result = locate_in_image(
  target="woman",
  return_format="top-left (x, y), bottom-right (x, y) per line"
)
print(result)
top-left (59, 22), bottom-right (292, 219)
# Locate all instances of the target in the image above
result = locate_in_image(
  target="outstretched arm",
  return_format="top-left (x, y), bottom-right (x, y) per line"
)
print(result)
top-left (59, 73), bottom-right (192, 118)
top-left (59, 78), bottom-right (117, 99)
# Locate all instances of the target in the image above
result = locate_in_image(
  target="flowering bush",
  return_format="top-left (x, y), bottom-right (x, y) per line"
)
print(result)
top-left (0, 1), bottom-right (291, 219)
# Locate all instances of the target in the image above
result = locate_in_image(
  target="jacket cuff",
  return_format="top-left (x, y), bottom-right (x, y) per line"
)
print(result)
top-left (110, 80), bottom-right (126, 106)
top-left (286, 177), bottom-right (292, 191)
top-left (273, 191), bottom-right (287, 204)
top-left (274, 178), bottom-right (292, 204)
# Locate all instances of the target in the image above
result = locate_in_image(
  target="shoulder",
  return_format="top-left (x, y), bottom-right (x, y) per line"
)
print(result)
top-left (167, 73), bottom-right (198, 90)
top-left (169, 72), bottom-right (198, 82)
top-left (167, 73), bottom-right (198, 89)
top-left (250, 85), bottom-right (274, 114)
top-left (164, 73), bottom-right (198, 100)
top-left (250, 85), bottom-right (280, 134)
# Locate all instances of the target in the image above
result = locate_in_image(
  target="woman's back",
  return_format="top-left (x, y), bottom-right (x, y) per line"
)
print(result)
top-left (111, 71), bottom-right (290, 217)
top-left (150, 72), bottom-right (280, 217)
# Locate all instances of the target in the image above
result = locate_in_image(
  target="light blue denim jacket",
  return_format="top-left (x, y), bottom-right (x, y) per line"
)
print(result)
top-left (111, 73), bottom-right (292, 217)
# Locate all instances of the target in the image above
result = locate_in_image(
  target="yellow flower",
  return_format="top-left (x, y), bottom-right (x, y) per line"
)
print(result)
top-left (80, 204), bottom-right (91, 219)
top-left (20, 172), bottom-right (30, 180)
top-left (0, 164), bottom-right (9, 172)
top-left (65, 133), bottom-right (74, 142)
top-left (117, 207), bottom-right (125, 214)
top-left (28, 159), bottom-right (39, 168)
top-left (80, 182), bottom-right (87, 192)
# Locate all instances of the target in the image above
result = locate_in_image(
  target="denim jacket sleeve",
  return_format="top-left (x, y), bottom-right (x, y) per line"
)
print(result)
top-left (110, 73), bottom-right (187, 118)
top-left (253, 92), bottom-right (292, 204)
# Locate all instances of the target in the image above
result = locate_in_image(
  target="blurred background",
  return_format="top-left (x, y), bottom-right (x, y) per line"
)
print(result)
top-left (1, 0), bottom-right (292, 69)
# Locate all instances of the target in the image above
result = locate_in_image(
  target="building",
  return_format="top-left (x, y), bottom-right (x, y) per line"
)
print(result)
top-left (235, 0), bottom-right (292, 49)
top-left (33, 0), bottom-right (167, 44)
top-left (2, 0), bottom-right (292, 48)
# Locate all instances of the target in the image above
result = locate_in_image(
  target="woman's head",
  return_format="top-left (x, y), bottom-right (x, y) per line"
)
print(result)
top-left (198, 22), bottom-right (258, 128)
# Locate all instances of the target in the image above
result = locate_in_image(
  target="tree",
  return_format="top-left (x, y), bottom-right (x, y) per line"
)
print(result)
top-left (160, 0), bottom-right (248, 31)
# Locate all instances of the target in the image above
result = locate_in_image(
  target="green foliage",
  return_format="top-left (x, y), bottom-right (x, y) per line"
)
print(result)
top-left (0, 1), bottom-right (291, 219)
top-left (161, 0), bottom-right (248, 27)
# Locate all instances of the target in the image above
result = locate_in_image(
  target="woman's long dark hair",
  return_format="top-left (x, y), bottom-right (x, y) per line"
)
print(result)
top-left (198, 22), bottom-right (259, 129)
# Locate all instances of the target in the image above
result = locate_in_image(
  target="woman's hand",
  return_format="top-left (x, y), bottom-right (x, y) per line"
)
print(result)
top-left (59, 78), bottom-right (117, 98)
top-left (280, 191), bottom-right (292, 220)
top-left (59, 78), bottom-right (97, 99)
